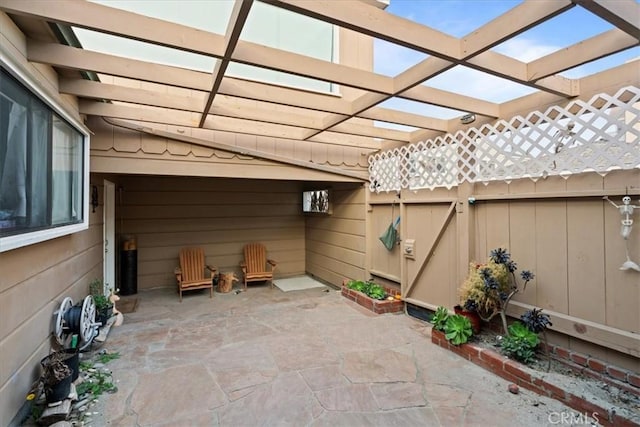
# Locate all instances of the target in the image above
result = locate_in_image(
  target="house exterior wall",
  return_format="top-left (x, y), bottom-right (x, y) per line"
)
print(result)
top-left (112, 175), bottom-right (308, 291)
top-left (88, 115), bottom-right (369, 180)
top-left (305, 183), bottom-right (368, 287)
top-left (0, 12), bottom-right (101, 425)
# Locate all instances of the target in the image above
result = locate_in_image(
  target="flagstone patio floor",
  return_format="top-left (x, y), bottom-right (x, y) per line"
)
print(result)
top-left (94, 285), bottom-right (579, 426)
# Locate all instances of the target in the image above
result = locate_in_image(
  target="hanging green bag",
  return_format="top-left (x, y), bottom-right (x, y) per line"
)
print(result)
top-left (379, 216), bottom-right (400, 251)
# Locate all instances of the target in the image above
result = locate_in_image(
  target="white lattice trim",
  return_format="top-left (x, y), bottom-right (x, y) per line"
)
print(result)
top-left (369, 86), bottom-right (640, 192)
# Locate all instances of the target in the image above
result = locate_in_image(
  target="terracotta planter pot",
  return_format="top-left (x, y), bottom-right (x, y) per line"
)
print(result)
top-left (454, 305), bottom-right (482, 334)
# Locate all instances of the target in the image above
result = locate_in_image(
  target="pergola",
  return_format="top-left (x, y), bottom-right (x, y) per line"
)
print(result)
top-left (1, 0), bottom-right (638, 151)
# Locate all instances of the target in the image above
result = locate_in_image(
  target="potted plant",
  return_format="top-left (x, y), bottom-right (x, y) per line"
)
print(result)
top-left (89, 278), bottom-right (113, 326)
top-left (40, 352), bottom-right (73, 404)
top-left (458, 248), bottom-right (535, 335)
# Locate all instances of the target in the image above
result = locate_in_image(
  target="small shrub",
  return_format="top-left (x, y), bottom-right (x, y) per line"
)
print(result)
top-left (431, 306), bottom-right (449, 332)
top-left (346, 280), bottom-right (387, 300)
top-left (365, 283), bottom-right (387, 300)
top-left (458, 248), bottom-right (535, 335)
top-left (520, 308), bottom-right (552, 333)
top-left (501, 321), bottom-right (539, 364)
top-left (347, 280), bottom-right (367, 292)
top-left (444, 314), bottom-right (473, 345)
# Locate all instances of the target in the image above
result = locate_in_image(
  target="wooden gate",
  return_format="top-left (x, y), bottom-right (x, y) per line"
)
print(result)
top-left (372, 172), bottom-right (640, 364)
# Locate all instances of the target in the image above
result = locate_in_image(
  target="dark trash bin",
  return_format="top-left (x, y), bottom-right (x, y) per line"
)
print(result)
top-left (120, 236), bottom-right (138, 295)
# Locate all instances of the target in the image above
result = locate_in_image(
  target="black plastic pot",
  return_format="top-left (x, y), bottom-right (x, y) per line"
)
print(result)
top-left (44, 373), bottom-right (72, 403)
top-left (41, 349), bottom-right (79, 383)
top-left (97, 305), bottom-right (114, 326)
top-left (62, 349), bottom-right (79, 382)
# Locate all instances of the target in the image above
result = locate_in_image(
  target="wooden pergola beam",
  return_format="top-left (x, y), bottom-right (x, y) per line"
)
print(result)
top-left (263, 0), bottom-right (577, 97)
top-left (259, 0), bottom-right (461, 59)
top-left (28, 41), bottom-right (214, 90)
top-left (48, 46), bottom-right (439, 133)
top-left (528, 29), bottom-right (640, 81)
top-left (199, 0), bottom-right (254, 127)
top-left (69, 81), bottom-right (409, 142)
top-left (574, 0), bottom-right (640, 39)
top-left (289, 0), bottom-right (576, 140)
top-left (80, 100), bottom-right (315, 142)
top-left (399, 85), bottom-right (500, 118)
top-left (0, 0), bottom-right (226, 56)
top-left (5, 0), bottom-right (636, 147)
top-left (0, 0), bottom-right (394, 95)
top-left (360, 107), bottom-right (448, 132)
top-left (461, 0), bottom-right (573, 57)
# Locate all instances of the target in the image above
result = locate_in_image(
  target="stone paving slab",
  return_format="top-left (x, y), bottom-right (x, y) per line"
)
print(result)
top-left (92, 286), bottom-right (584, 426)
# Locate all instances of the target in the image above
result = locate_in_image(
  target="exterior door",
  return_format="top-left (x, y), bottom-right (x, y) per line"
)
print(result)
top-left (103, 180), bottom-right (116, 295)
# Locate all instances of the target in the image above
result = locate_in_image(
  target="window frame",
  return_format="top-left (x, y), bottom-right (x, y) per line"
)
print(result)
top-left (0, 55), bottom-right (90, 253)
top-left (302, 188), bottom-right (332, 215)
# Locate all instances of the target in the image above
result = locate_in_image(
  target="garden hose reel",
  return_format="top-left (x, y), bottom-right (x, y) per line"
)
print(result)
top-left (53, 296), bottom-right (101, 350)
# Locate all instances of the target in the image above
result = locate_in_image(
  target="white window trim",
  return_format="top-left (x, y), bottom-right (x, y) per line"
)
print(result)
top-left (0, 50), bottom-right (91, 253)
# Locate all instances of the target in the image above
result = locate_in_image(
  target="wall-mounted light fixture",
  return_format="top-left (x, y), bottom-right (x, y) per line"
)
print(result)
top-left (91, 185), bottom-right (98, 212)
top-left (460, 113), bottom-right (476, 125)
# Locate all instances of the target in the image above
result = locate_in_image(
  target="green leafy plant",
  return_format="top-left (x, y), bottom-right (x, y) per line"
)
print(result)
top-left (501, 321), bottom-right (539, 364)
top-left (89, 278), bottom-right (112, 310)
top-left (347, 280), bottom-right (367, 292)
top-left (76, 370), bottom-right (115, 397)
top-left (431, 306), bottom-right (450, 332)
top-left (521, 308), bottom-right (553, 370)
top-left (98, 351), bottom-right (120, 364)
top-left (76, 352), bottom-right (121, 396)
top-left (365, 283), bottom-right (387, 300)
top-left (346, 280), bottom-right (387, 300)
top-left (444, 314), bottom-right (473, 345)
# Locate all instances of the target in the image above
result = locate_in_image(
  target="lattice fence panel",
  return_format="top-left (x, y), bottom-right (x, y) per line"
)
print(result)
top-left (369, 86), bottom-right (640, 192)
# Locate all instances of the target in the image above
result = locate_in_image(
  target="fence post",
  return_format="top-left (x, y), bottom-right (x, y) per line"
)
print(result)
top-left (456, 182), bottom-right (475, 294)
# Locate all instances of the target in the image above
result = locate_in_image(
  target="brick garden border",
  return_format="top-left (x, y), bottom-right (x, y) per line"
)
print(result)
top-left (481, 318), bottom-right (639, 391)
top-left (544, 343), bottom-right (639, 393)
top-left (341, 284), bottom-right (404, 315)
top-left (431, 329), bottom-right (638, 427)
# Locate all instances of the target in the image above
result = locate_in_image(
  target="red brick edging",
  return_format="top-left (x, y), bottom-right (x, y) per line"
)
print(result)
top-left (341, 285), bottom-right (404, 314)
top-left (543, 343), bottom-right (639, 393)
top-left (431, 329), bottom-right (637, 427)
top-left (482, 320), bottom-right (639, 391)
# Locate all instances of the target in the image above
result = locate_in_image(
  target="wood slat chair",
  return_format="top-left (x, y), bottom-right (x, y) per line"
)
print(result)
top-left (240, 243), bottom-right (277, 290)
top-left (174, 247), bottom-right (217, 302)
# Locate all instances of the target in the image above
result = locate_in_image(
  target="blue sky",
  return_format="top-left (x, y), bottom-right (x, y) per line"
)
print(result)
top-left (376, 0), bottom-right (639, 121)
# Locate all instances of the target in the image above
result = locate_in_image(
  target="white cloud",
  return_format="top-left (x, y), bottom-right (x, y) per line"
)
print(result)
top-left (495, 38), bottom-right (560, 62)
top-left (374, 39), bottom-right (426, 77)
top-left (425, 66), bottom-right (536, 103)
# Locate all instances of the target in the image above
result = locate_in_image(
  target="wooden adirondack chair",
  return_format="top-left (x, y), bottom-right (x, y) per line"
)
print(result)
top-left (240, 243), bottom-right (277, 290)
top-left (174, 247), bottom-right (217, 302)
